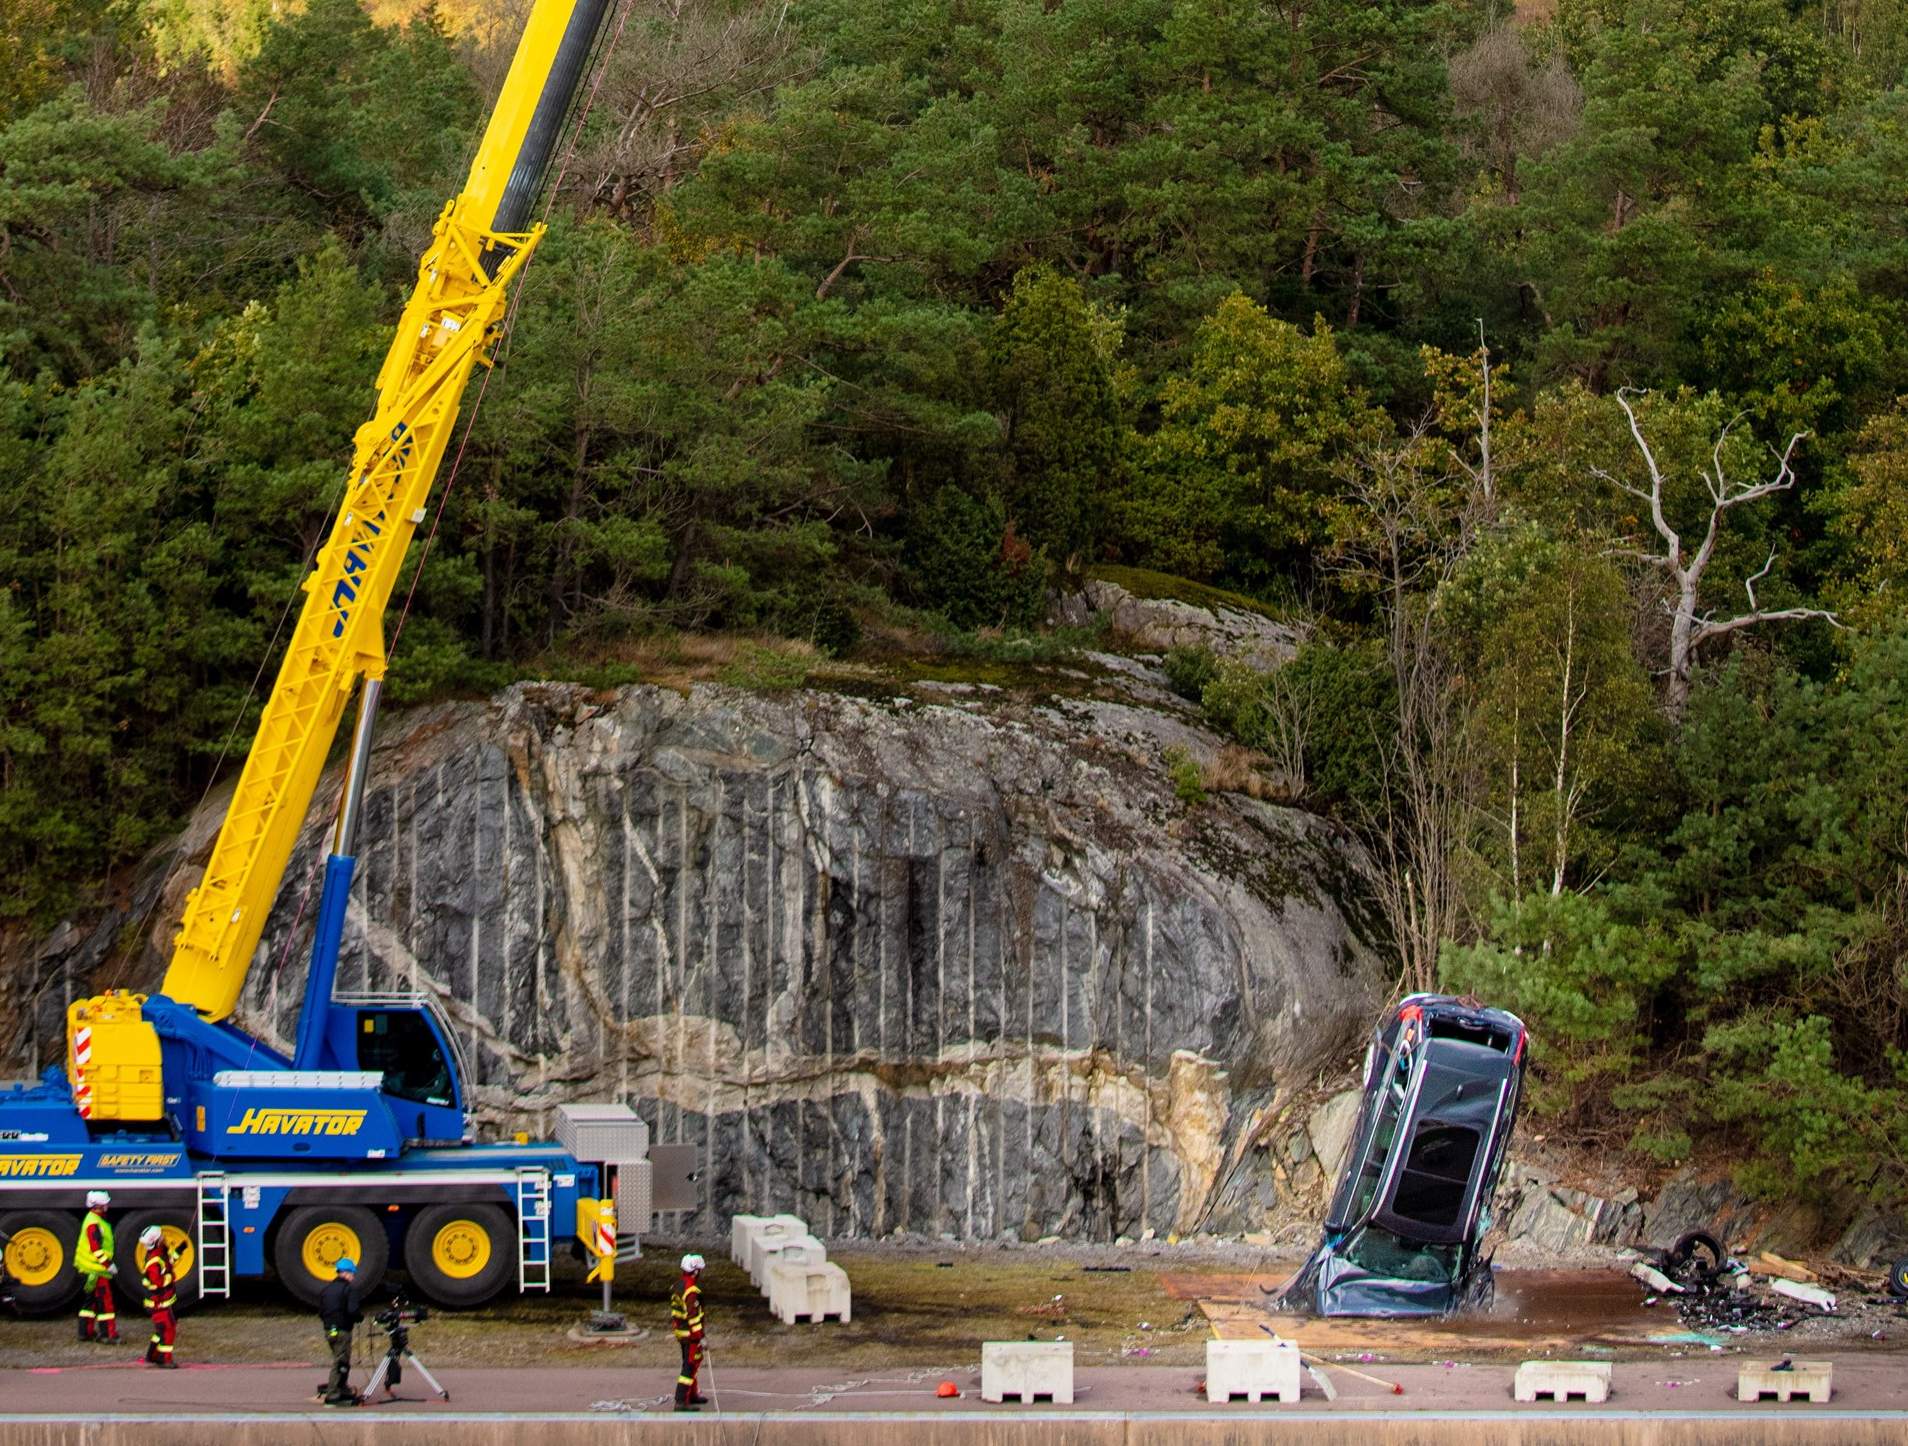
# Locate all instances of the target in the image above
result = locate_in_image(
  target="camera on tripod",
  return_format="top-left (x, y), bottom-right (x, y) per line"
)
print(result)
top-left (373, 1298), bottom-right (430, 1333)
top-left (362, 1296), bottom-right (449, 1403)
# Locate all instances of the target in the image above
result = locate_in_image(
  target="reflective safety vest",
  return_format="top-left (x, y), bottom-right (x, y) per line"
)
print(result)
top-left (670, 1277), bottom-right (704, 1340)
top-left (75, 1211), bottom-right (114, 1277)
top-left (142, 1251), bottom-right (177, 1313)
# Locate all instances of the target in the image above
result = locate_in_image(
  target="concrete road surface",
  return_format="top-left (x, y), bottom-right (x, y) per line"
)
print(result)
top-left (3, 1356), bottom-right (1908, 1442)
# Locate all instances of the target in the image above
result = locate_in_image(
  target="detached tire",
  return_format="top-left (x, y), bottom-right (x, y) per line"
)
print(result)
top-left (1890, 1256), bottom-right (1908, 1300)
top-left (273, 1205), bottom-right (389, 1306)
top-left (121, 1209), bottom-right (203, 1312)
top-left (1666, 1229), bottom-right (1726, 1279)
top-left (403, 1203), bottom-right (513, 1308)
top-left (0, 1209), bottom-right (82, 1315)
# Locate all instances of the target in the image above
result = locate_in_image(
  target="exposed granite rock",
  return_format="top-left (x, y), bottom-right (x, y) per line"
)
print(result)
top-left (1056, 579), bottom-right (1305, 668)
top-left (1306, 1089), bottom-right (1363, 1184)
top-left (1500, 1163), bottom-right (1645, 1253)
top-left (10, 676), bottom-right (1382, 1241)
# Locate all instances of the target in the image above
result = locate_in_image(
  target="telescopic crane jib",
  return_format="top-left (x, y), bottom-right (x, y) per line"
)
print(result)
top-left (164, 0), bottom-right (615, 1031)
top-left (0, 0), bottom-right (654, 1320)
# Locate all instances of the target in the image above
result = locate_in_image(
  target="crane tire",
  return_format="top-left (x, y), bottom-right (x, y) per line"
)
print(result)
top-left (403, 1202), bottom-right (513, 1308)
top-left (0, 1209), bottom-right (82, 1315)
top-left (273, 1205), bottom-right (389, 1306)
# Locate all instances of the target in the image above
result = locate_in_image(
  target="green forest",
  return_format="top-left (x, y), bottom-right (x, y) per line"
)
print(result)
top-left (2, 0), bottom-right (1905, 1217)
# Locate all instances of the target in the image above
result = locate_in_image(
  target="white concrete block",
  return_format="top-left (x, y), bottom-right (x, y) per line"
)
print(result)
top-left (729, 1214), bottom-right (767, 1265)
top-left (1738, 1360), bottom-right (1832, 1403)
top-left (981, 1341), bottom-right (1074, 1404)
top-left (1514, 1360), bottom-right (1612, 1403)
top-left (742, 1222), bottom-right (794, 1285)
top-left (748, 1229), bottom-right (825, 1289)
top-left (766, 1259), bottom-right (852, 1324)
top-left (731, 1213), bottom-right (808, 1268)
top-left (1205, 1339), bottom-right (1300, 1403)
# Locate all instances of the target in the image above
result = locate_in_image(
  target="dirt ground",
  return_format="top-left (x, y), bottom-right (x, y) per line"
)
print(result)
top-left (2, 1242), bottom-right (1901, 1376)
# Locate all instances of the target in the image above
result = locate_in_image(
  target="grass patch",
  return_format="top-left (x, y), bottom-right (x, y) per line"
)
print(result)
top-left (1090, 565), bottom-right (1294, 621)
top-left (0, 1252), bottom-right (1213, 1373)
top-left (717, 641), bottom-right (817, 691)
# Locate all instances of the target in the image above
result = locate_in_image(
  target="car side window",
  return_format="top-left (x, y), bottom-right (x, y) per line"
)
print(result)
top-left (1345, 1055), bottom-right (1410, 1222)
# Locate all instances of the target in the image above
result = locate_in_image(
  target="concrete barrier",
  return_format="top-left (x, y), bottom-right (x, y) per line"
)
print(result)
top-left (731, 1213), bottom-right (808, 1270)
top-left (1738, 1360), bottom-right (1832, 1402)
top-left (1513, 1360), bottom-right (1612, 1403)
top-left (728, 1214), bottom-right (766, 1265)
top-left (1204, 1338), bottom-right (1300, 1403)
top-left (766, 1258), bottom-right (852, 1323)
top-left (981, 1340), bottom-right (1074, 1403)
top-left (749, 1230), bottom-right (825, 1289)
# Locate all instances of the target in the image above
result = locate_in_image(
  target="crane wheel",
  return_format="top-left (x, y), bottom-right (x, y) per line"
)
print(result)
top-left (403, 1203), bottom-right (512, 1307)
top-left (120, 1210), bottom-right (202, 1312)
top-left (0, 1209), bottom-right (82, 1315)
top-left (273, 1205), bottom-right (389, 1306)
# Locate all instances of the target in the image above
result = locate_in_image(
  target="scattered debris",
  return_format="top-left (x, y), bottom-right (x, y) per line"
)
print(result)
top-left (1620, 1228), bottom-right (1811, 1334)
top-left (1768, 1279), bottom-right (1837, 1313)
top-left (1632, 1262), bottom-right (1684, 1295)
top-left (1757, 1252), bottom-right (1816, 1284)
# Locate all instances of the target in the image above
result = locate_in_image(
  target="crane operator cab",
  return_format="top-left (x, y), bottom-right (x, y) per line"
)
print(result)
top-left (345, 998), bottom-right (471, 1147)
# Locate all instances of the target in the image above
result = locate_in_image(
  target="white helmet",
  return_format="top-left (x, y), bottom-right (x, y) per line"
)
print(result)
top-left (85, 1190), bottom-right (110, 1209)
top-left (681, 1253), bottom-right (705, 1274)
top-left (139, 1225), bottom-right (164, 1248)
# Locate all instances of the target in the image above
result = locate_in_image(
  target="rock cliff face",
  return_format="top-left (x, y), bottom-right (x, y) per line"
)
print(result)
top-left (10, 663), bottom-right (1384, 1241)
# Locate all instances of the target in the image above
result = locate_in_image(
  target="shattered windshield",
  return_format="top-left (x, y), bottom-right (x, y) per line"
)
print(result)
top-left (1341, 1224), bottom-right (1458, 1283)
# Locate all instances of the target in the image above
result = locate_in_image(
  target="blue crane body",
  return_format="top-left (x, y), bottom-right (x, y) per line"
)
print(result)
top-left (0, 0), bottom-right (654, 1315)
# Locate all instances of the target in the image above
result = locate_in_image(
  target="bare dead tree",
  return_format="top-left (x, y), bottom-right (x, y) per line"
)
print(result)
top-left (1333, 432), bottom-right (1483, 993)
top-left (1447, 25), bottom-right (1582, 207)
top-left (1596, 388), bottom-right (1841, 720)
top-left (563, 0), bottom-right (806, 227)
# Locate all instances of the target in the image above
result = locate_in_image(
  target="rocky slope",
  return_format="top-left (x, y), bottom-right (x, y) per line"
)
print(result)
top-left (8, 635), bottom-right (1384, 1243)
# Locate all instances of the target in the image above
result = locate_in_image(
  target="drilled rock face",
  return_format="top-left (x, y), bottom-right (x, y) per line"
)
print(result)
top-left (19, 675), bottom-right (1382, 1240)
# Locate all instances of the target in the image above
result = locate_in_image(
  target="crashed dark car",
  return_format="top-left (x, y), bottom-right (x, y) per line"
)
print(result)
top-left (1277, 993), bottom-right (1527, 1317)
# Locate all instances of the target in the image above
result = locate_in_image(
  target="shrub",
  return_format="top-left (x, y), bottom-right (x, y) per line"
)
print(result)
top-left (904, 486), bottom-right (1048, 630)
top-left (1163, 745), bottom-right (1207, 806)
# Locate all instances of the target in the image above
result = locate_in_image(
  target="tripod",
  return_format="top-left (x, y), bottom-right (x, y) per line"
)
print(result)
top-left (360, 1317), bottom-right (450, 1403)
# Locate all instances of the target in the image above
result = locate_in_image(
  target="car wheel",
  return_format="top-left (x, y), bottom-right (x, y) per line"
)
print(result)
top-left (1889, 1256), bottom-right (1908, 1300)
top-left (273, 1205), bottom-right (390, 1306)
top-left (1666, 1229), bottom-right (1725, 1279)
top-left (0, 1209), bottom-right (82, 1315)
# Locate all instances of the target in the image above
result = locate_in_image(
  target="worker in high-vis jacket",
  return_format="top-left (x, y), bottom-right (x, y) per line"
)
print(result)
top-left (138, 1225), bottom-right (179, 1368)
top-left (670, 1254), bottom-right (708, 1411)
top-left (75, 1190), bottom-right (118, 1343)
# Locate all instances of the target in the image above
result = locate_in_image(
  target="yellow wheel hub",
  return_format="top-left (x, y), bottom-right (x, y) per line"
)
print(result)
top-left (430, 1219), bottom-right (492, 1280)
top-left (3, 1226), bottom-right (63, 1287)
top-left (299, 1221), bottom-right (363, 1280)
top-left (136, 1224), bottom-right (194, 1282)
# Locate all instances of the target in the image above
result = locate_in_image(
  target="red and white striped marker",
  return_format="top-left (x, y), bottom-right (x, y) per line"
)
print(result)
top-left (594, 1204), bottom-right (615, 1261)
top-left (72, 1025), bottom-right (93, 1118)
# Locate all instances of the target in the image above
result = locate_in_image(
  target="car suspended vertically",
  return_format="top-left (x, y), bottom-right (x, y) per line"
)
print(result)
top-left (1275, 994), bottom-right (1528, 1317)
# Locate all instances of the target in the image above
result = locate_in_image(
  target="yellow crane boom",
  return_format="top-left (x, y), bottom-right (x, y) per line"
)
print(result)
top-left (160, 0), bottom-right (611, 1023)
